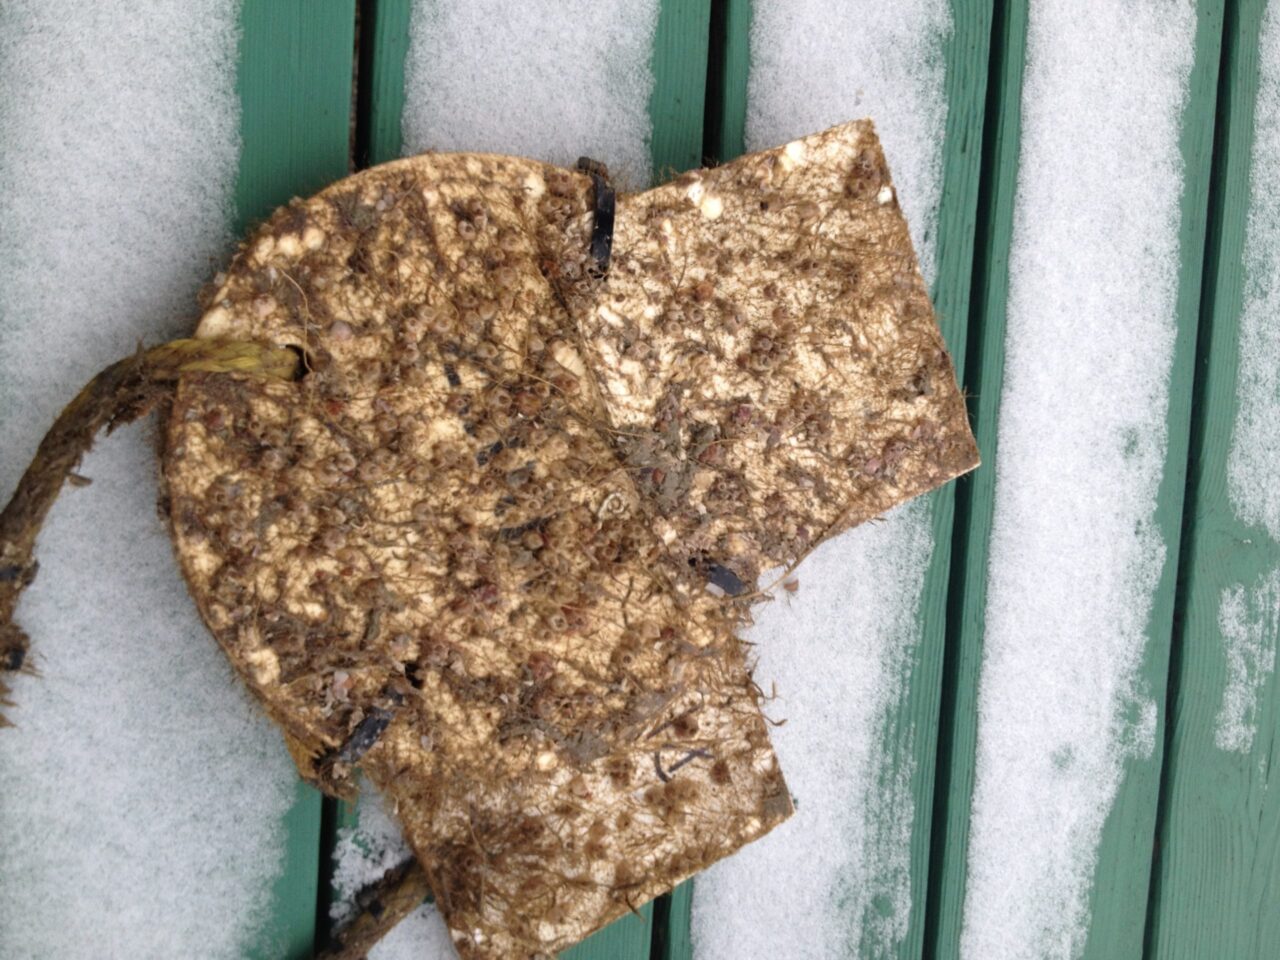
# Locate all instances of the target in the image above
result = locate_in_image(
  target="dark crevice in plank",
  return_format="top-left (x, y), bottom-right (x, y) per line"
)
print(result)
top-left (355, 0), bottom-right (409, 169)
top-left (701, 0), bottom-right (732, 165)
top-left (700, 0), bottom-right (751, 166)
top-left (313, 789), bottom-right (343, 953)
top-left (1141, 4), bottom-right (1237, 957)
top-left (649, 880), bottom-right (692, 960)
top-left (350, 1), bottom-right (361, 174)
top-left (922, 2), bottom-right (1027, 957)
top-left (649, 887), bottom-right (673, 959)
top-left (922, 0), bottom-right (1012, 953)
top-left (361, 0), bottom-right (413, 167)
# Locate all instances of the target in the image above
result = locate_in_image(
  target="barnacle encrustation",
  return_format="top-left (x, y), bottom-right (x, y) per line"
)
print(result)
top-left (0, 119), bottom-right (977, 959)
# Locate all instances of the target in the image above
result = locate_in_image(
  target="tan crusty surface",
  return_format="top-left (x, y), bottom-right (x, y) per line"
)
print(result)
top-left (161, 120), bottom-right (976, 959)
top-left (556, 122), bottom-right (979, 588)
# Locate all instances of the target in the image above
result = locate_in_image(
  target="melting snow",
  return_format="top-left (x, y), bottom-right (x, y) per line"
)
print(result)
top-left (1218, 0), bottom-right (1280, 755)
top-left (331, 788), bottom-right (455, 960)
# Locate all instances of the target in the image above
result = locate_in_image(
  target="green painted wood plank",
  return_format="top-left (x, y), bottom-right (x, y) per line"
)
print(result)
top-left (923, 3), bottom-right (1027, 957)
top-left (234, 2), bottom-right (357, 956)
top-left (1147, 1), bottom-right (1280, 956)
top-left (651, 881), bottom-right (693, 960)
top-left (564, 904), bottom-right (656, 960)
top-left (926, 2), bottom-right (1226, 958)
top-left (882, 4), bottom-right (993, 957)
top-left (703, 0), bottom-right (752, 165)
top-left (680, 3), bottom-right (992, 958)
top-left (237, 0), bottom-right (356, 228)
top-left (358, 0), bottom-right (413, 166)
top-left (649, 0), bottom-right (713, 179)
top-left (1078, 3), bottom-right (1224, 955)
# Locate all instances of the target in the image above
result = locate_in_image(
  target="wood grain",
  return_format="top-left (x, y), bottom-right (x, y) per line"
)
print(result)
top-left (1147, 1), bottom-right (1280, 956)
top-left (649, 0), bottom-right (714, 180)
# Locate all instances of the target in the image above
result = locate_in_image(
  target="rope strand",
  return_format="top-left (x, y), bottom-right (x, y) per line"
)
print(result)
top-left (0, 338), bottom-right (302, 723)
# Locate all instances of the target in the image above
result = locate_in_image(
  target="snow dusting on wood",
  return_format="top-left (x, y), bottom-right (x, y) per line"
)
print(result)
top-left (402, 0), bottom-right (660, 189)
top-left (961, 2), bottom-right (1195, 956)
top-left (1219, 0), bottom-right (1280, 756)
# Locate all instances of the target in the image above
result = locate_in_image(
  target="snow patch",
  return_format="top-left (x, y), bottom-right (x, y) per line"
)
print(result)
top-left (960, 2), bottom-right (1196, 957)
top-left (693, 503), bottom-right (934, 960)
top-left (0, 6), bottom-right (299, 956)
top-left (1215, 572), bottom-right (1280, 754)
top-left (1215, 0), bottom-right (1280, 758)
top-left (402, 0), bottom-right (660, 189)
top-left (1228, 1), bottom-right (1280, 545)
top-left (331, 788), bottom-right (455, 960)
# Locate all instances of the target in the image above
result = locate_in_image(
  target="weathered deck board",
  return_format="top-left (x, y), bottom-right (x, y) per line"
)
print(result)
top-left (234, 1), bottom-right (356, 956)
top-left (921, 2), bottom-right (1028, 956)
top-left (692, 2), bottom-right (992, 958)
top-left (237, 0), bottom-right (356, 223)
top-left (649, 0), bottom-right (714, 179)
top-left (926, 1), bottom-right (1226, 958)
top-left (1079, 3), bottom-right (1224, 954)
top-left (872, 4), bottom-right (992, 956)
top-left (1147, 1), bottom-right (1280, 956)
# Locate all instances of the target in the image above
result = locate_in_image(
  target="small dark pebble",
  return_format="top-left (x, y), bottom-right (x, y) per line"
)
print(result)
top-left (706, 563), bottom-right (748, 597)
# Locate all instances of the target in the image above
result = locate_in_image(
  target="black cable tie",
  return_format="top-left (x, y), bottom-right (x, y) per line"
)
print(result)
top-left (577, 156), bottom-right (615, 275)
